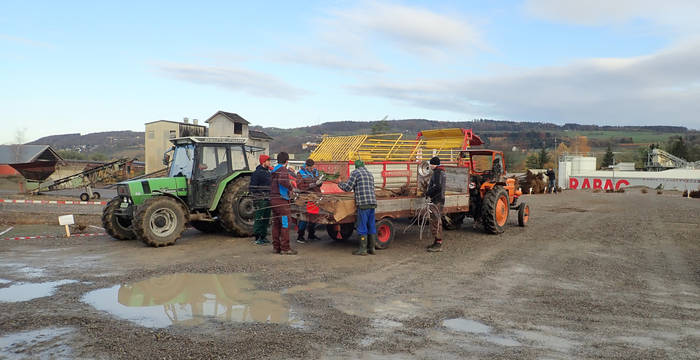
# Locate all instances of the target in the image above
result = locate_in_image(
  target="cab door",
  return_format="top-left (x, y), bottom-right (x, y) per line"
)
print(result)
top-left (191, 145), bottom-right (231, 209)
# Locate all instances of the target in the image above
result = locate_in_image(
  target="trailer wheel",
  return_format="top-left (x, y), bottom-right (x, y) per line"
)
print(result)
top-left (326, 223), bottom-right (354, 241)
top-left (375, 218), bottom-right (395, 249)
top-left (481, 186), bottom-right (509, 234)
top-left (442, 213), bottom-right (465, 230)
top-left (133, 196), bottom-right (186, 247)
top-left (517, 203), bottom-right (530, 227)
top-left (101, 196), bottom-right (135, 240)
top-left (218, 176), bottom-right (255, 237)
top-left (80, 193), bottom-right (90, 201)
top-left (190, 220), bottom-right (224, 233)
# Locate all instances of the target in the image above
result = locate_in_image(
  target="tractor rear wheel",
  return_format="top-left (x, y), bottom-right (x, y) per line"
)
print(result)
top-left (481, 186), bottom-right (509, 234)
top-left (517, 203), bottom-right (530, 227)
top-left (442, 212), bottom-right (465, 230)
top-left (190, 220), bottom-right (224, 233)
top-left (326, 223), bottom-right (354, 241)
top-left (218, 177), bottom-right (255, 237)
top-left (102, 197), bottom-right (135, 240)
top-left (133, 196), bottom-right (187, 247)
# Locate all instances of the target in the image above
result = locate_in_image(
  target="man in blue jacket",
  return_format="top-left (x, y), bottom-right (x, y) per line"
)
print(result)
top-left (249, 154), bottom-right (271, 245)
top-left (296, 159), bottom-right (323, 243)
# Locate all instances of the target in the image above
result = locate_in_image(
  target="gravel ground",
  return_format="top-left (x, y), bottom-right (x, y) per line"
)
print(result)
top-left (0, 190), bottom-right (698, 359)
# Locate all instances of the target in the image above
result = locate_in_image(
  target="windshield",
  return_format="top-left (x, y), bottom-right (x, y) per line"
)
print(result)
top-left (470, 154), bottom-right (494, 173)
top-left (168, 144), bottom-right (194, 178)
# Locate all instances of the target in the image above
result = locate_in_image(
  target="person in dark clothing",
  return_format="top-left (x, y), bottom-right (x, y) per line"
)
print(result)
top-left (296, 159), bottom-right (323, 243)
top-left (424, 157), bottom-right (446, 252)
top-left (546, 168), bottom-right (557, 194)
top-left (270, 152), bottom-right (297, 255)
top-left (249, 154), bottom-right (272, 245)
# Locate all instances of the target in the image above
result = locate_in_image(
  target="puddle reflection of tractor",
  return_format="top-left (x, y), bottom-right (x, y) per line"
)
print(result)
top-left (116, 274), bottom-right (291, 325)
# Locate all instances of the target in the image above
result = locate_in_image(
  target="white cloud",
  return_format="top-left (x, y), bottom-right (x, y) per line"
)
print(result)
top-left (156, 63), bottom-right (310, 100)
top-left (330, 1), bottom-right (483, 56)
top-left (525, 0), bottom-right (700, 31)
top-left (278, 1), bottom-right (483, 71)
top-left (350, 39), bottom-right (700, 128)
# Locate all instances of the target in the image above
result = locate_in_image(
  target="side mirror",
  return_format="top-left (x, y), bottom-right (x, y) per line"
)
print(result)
top-left (163, 154), bottom-right (170, 165)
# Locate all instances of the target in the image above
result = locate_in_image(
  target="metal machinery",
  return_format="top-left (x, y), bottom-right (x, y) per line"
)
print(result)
top-left (102, 137), bottom-right (263, 247)
top-left (30, 158), bottom-right (136, 201)
top-left (293, 128), bottom-right (529, 249)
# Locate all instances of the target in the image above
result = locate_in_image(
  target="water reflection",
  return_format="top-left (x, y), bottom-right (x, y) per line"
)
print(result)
top-left (83, 273), bottom-right (302, 328)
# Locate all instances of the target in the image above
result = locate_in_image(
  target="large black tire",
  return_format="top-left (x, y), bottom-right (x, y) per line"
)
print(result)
top-left (190, 220), bottom-right (224, 233)
top-left (442, 212), bottom-right (465, 230)
top-left (133, 196), bottom-right (187, 247)
top-left (218, 176), bottom-right (255, 237)
top-left (102, 197), bottom-right (135, 240)
top-left (326, 223), bottom-right (354, 241)
top-left (374, 218), bottom-right (395, 249)
top-left (481, 186), bottom-right (509, 234)
top-left (517, 203), bottom-right (530, 227)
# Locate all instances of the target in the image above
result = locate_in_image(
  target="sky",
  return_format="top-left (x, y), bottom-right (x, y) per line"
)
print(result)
top-left (2, 0), bottom-right (699, 144)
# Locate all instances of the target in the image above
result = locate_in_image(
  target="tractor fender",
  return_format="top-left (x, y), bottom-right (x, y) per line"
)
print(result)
top-left (151, 190), bottom-right (190, 219)
top-left (208, 171), bottom-right (251, 211)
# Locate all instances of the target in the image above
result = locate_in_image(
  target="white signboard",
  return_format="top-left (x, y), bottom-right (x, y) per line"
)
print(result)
top-left (58, 215), bottom-right (75, 226)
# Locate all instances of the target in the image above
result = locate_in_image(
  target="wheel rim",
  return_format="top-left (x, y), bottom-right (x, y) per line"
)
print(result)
top-left (237, 196), bottom-right (255, 224)
top-left (149, 208), bottom-right (177, 237)
top-left (377, 224), bottom-right (391, 244)
top-left (523, 206), bottom-right (529, 224)
top-left (495, 195), bottom-right (508, 227)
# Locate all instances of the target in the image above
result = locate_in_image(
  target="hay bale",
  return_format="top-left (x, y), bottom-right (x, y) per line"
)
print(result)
top-left (641, 188), bottom-right (648, 194)
top-left (681, 190), bottom-right (700, 198)
top-left (519, 170), bottom-right (546, 194)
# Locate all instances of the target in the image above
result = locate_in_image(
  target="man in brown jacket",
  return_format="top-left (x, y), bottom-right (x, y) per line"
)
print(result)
top-left (270, 152), bottom-right (297, 255)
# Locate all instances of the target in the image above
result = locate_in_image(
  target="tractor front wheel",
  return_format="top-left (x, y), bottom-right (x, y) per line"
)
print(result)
top-left (218, 177), bottom-right (255, 237)
top-left (133, 196), bottom-right (187, 247)
top-left (102, 197), bottom-right (135, 240)
top-left (517, 203), bottom-right (530, 227)
top-left (481, 186), bottom-right (509, 234)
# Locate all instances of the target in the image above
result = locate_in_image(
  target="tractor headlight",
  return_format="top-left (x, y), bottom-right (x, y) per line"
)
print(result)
top-left (468, 182), bottom-right (476, 190)
top-left (117, 184), bottom-right (130, 196)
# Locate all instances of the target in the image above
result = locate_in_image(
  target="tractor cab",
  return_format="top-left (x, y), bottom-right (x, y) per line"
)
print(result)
top-left (465, 150), bottom-right (506, 180)
top-left (164, 137), bottom-right (263, 210)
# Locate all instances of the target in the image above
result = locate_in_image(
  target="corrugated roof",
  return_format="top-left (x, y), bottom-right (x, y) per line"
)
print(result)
top-left (249, 130), bottom-right (273, 140)
top-left (0, 145), bottom-right (63, 164)
top-left (204, 111), bottom-right (250, 124)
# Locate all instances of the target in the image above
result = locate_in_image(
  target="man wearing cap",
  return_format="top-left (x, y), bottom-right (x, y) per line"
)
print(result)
top-left (270, 152), bottom-right (297, 255)
top-left (249, 154), bottom-right (272, 245)
top-left (296, 159), bottom-right (323, 243)
top-left (425, 156), bottom-right (446, 252)
top-left (338, 159), bottom-right (377, 255)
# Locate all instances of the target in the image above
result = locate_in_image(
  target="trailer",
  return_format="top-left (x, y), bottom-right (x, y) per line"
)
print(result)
top-left (291, 128), bottom-right (529, 249)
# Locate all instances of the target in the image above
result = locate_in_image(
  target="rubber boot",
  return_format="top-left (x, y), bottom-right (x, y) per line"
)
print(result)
top-left (353, 235), bottom-right (368, 256)
top-left (367, 234), bottom-right (377, 255)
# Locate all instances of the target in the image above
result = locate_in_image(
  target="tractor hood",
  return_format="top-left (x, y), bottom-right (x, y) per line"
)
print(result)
top-left (117, 176), bottom-right (188, 205)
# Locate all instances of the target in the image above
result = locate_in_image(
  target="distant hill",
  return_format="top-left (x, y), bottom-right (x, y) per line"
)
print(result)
top-left (25, 120), bottom-right (693, 162)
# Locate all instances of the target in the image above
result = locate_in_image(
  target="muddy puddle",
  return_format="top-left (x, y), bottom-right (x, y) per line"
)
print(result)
top-left (83, 273), bottom-right (304, 328)
top-left (0, 327), bottom-right (74, 359)
top-left (0, 280), bottom-right (77, 302)
top-left (443, 318), bottom-right (521, 347)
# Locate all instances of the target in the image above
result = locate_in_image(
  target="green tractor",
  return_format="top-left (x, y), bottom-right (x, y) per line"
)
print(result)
top-left (102, 137), bottom-right (261, 247)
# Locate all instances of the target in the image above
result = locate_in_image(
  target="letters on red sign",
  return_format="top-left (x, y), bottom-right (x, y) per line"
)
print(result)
top-left (568, 177), bottom-right (629, 190)
top-left (615, 179), bottom-right (630, 190)
top-left (593, 179), bottom-right (602, 189)
top-left (581, 178), bottom-right (591, 189)
top-left (569, 178), bottom-right (579, 189)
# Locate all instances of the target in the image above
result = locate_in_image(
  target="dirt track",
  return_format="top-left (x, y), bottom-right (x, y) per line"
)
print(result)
top-left (0, 191), bottom-right (698, 359)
